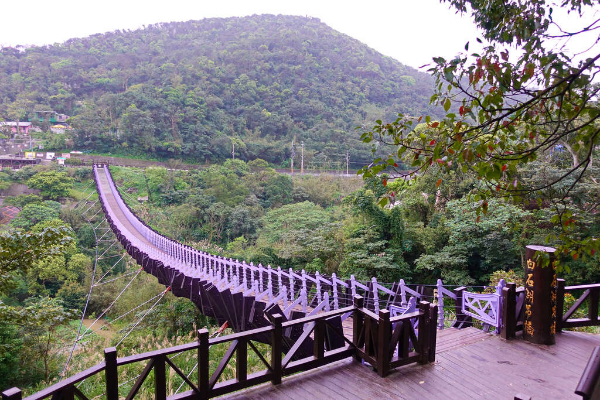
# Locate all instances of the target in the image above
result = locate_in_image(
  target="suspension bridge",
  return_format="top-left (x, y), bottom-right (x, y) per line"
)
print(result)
top-left (2, 164), bottom-right (600, 400)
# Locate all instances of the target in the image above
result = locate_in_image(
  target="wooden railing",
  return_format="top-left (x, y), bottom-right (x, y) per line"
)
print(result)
top-left (353, 297), bottom-right (437, 377)
top-left (557, 280), bottom-right (600, 332)
top-left (575, 346), bottom-right (600, 400)
top-left (500, 283), bottom-right (526, 340)
top-left (2, 296), bottom-right (437, 400)
top-left (500, 279), bottom-right (600, 340)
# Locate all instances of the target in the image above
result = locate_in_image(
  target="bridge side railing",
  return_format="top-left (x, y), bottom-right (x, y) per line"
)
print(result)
top-left (95, 164), bottom-right (442, 317)
top-left (2, 297), bottom-right (437, 400)
top-left (500, 279), bottom-right (600, 340)
top-left (556, 279), bottom-right (600, 332)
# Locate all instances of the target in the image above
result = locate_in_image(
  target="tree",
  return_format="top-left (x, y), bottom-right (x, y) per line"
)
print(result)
top-left (0, 297), bottom-right (76, 384)
top-left (10, 203), bottom-right (60, 230)
top-left (256, 201), bottom-right (333, 265)
top-left (264, 174), bottom-right (293, 208)
top-left (0, 226), bottom-right (75, 295)
top-left (359, 0), bottom-right (600, 263)
top-left (27, 170), bottom-right (74, 200)
top-left (121, 104), bottom-right (156, 151)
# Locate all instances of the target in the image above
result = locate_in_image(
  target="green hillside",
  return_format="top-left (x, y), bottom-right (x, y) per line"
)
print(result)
top-left (0, 15), bottom-right (439, 164)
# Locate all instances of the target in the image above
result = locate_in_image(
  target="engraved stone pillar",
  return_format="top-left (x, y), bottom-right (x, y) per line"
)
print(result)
top-left (523, 245), bottom-right (557, 345)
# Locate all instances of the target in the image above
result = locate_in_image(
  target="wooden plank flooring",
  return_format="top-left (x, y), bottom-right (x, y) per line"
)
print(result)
top-left (222, 329), bottom-right (600, 399)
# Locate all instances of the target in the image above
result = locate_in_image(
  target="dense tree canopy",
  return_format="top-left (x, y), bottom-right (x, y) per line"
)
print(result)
top-left (360, 0), bottom-right (600, 264)
top-left (0, 15), bottom-right (442, 166)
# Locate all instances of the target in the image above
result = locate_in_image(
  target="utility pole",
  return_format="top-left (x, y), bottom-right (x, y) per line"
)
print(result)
top-left (301, 141), bottom-right (304, 174)
top-left (290, 140), bottom-right (295, 174)
top-left (346, 150), bottom-right (349, 176)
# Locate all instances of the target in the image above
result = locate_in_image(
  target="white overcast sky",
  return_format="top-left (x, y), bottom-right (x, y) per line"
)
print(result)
top-left (0, 0), bottom-right (482, 69)
top-left (2, 1), bottom-right (597, 70)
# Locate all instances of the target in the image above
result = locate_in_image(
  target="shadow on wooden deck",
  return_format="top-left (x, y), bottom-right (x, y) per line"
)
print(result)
top-left (222, 328), bottom-right (600, 399)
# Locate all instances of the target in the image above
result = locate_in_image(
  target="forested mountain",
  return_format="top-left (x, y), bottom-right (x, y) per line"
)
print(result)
top-left (0, 15), bottom-right (439, 164)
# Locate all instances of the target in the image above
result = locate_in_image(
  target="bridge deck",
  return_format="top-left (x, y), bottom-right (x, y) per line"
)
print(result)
top-left (96, 169), bottom-right (156, 249)
top-left (223, 329), bottom-right (600, 400)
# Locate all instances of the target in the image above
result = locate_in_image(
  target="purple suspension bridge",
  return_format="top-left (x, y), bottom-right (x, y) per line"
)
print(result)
top-left (1, 165), bottom-right (598, 399)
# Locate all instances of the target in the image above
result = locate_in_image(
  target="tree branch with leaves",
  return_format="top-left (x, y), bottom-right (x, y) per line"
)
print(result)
top-left (359, 0), bottom-right (599, 266)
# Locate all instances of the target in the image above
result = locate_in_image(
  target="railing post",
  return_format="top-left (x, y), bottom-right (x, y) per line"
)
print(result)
top-left (154, 354), bottom-right (166, 400)
top-left (418, 301), bottom-right (431, 364)
top-left (376, 309), bottom-right (390, 377)
top-left (314, 319), bottom-right (325, 359)
top-left (495, 279), bottom-right (506, 334)
top-left (399, 279), bottom-right (407, 307)
top-left (271, 313), bottom-right (283, 385)
top-left (556, 279), bottom-right (565, 333)
top-left (436, 279), bottom-right (445, 329)
top-left (1, 388), bottom-right (22, 400)
top-left (332, 273), bottom-right (339, 309)
top-left (236, 338), bottom-right (247, 383)
top-left (452, 287), bottom-right (471, 328)
top-left (104, 347), bottom-right (119, 399)
top-left (589, 287), bottom-right (599, 324)
top-left (353, 295), bottom-right (364, 363)
top-left (372, 277), bottom-right (380, 313)
top-left (198, 328), bottom-right (209, 400)
top-left (429, 304), bottom-right (438, 363)
top-left (501, 283), bottom-right (517, 340)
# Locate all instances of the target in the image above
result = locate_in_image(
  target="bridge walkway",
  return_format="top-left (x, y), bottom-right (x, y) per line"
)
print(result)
top-left (96, 165), bottom-right (156, 249)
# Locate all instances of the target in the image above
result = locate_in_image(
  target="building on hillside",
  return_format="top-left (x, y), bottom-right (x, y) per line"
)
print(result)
top-left (32, 111), bottom-right (70, 124)
top-left (0, 122), bottom-right (32, 134)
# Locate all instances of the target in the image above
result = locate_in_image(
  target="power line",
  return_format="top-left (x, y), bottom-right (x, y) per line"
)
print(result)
top-left (115, 287), bottom-right (170, 347)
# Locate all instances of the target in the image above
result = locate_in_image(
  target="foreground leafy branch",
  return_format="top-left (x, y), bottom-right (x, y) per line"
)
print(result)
top-left (359, 0), bottom-right (600, 265)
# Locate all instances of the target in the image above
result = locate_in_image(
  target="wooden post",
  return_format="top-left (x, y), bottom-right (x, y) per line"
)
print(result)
top-left (59, 388), bottom-right (75, 400)
top-left (501, 283), bottom-right (517, 340)
top-left (154, 354), bottom-right (166, 400)
top-left (399, 279), bottom-right (407, 306)
top-left (429, 304), bottom-right (438, 363)
top-left (436, 279), bottom-right (445, 330)
top-left (332, 273), bottom-right (339, 309)
top-left (104, 347), bottom-right (119, 399)
top-left (452, 287), bottom-right (472, 328)
top-left (523, 245), bottom-right (557, 345)
top-left (1, 388), bottom-right (22, 400)
top-left (589, 288), bottom-right (599, 324)
top-left (271, 313), bottom-right (283, 385)
top-left (236, 338), bottom-right (247, 383)
top-left (376, 309), bottom-right (390, 377)
top-left (198, 328), bottom-right (209, 400)
top-left (353, 295), bottom-right (364, 363)
top-left (418, 301), bottom-right (431, 364)
top-left (556, 278), bottom-right (565, 333)
top-left (372, 277), bottom-right (380, 313)
top-left (314, 319), bottom-right (325, 359)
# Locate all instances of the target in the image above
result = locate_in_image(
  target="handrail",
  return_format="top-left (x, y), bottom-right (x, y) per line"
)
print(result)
top-left (3, 298), bottom-right (438, 400)
top-left (575, 346), bottom-right (600, 399)
top-left (565, 283), bottom-right (600, 291)
top-left (21, 363), bottom-right (106, 400)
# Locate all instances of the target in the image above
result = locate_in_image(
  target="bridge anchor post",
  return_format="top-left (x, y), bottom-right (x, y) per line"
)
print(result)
top-left (523, 245), bottom-right (557, 345)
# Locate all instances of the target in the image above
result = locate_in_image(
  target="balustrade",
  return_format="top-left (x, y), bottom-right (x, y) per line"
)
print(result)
top-left (2, 297), bottom-right (437, 400)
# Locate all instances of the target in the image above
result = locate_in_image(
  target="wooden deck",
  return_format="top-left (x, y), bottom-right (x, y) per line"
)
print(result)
top-left (222, 328), bottom-right (600, 399)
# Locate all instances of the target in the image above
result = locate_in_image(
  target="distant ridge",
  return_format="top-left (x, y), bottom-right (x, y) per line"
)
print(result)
top-left (0, 15), bottom-right (440, 164)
